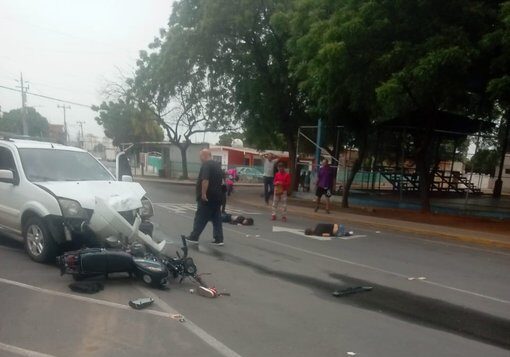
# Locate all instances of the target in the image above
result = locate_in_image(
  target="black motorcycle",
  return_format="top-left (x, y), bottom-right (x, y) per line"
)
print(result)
top-left (57, 236), bottom-right (206, 288)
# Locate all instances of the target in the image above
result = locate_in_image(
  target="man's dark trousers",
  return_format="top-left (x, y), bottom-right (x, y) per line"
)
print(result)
top-left (263, 176), bottom-right (274, 204)
top-left (189, 200), bottom-right (224, 243)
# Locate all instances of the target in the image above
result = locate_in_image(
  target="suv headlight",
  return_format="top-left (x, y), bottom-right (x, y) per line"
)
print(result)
top-left (58, 198), bottom-right (88, 219)
top-left (140, 197), bottom-right (154, 218)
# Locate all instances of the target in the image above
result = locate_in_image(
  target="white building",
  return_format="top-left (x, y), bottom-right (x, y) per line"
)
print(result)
top-left (495, 153), bottom-right (510, 193)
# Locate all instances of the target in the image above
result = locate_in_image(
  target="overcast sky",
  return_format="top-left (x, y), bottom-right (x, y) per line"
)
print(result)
top-left (0, 0), bottom-right (178, 142)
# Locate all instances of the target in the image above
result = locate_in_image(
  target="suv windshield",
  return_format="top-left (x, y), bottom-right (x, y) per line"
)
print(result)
top-left (18, 148), bottom-right (114, 182)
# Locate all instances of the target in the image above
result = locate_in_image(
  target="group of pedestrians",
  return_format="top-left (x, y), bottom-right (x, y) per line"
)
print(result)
top-left (263, 154), bottom-right (335, 218)
top-left (184, 148), bottom-right (335, 247)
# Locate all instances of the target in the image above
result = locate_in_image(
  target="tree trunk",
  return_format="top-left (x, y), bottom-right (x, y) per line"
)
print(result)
top-left (179, 143), bottom-right (189, 180)
top-left (493, 111), bottom-right (509, 198)
top-left (342, 134), bottom-right (368, 208)
top-left (286, 132), bottom-right (297, 195)
top-left (415, 126), bottom-right (434, 213)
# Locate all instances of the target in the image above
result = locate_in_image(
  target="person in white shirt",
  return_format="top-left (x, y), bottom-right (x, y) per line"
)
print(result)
top-left (262, 152), bottom-right (279, 204)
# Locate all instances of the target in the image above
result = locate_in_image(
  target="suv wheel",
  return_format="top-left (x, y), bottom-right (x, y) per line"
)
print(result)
top-left (23, 216), bottom-right (57, 263)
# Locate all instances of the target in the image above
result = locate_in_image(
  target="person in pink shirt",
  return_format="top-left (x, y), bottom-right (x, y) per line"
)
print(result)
top-left (272, 162), bottom-right (290, 222)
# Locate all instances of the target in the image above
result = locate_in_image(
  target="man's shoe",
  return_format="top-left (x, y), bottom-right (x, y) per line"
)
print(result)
top-left (185, 237), bottom-right (199, 245)
top-left (198, 286), bottom-right (218, 298)
top-left (210, 241), bottom-right (224, 246)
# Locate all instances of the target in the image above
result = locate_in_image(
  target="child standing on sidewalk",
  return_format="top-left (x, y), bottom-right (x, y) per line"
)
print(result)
top-left (272, 162), bottom-right (291, 222)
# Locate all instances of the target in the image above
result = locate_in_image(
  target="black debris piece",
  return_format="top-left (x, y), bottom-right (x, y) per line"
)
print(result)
top-left (332, 286), bottom-right (373, 297)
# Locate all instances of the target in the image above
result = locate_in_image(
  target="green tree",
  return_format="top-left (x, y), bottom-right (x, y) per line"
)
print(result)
top-left (0, 107), bottom-right (49, 137)
top-left (483, 1), bottom-right (510, 196)
top-left (287, 0), bottom-right (387, 207)
top-left (166, 0), bottom-right (311, 185)
top-left (465, 149), bottom-right (499, 175)
top-left (288, 0), bottom-right (500, 210)
top-left (93, 100), bottom-right (163, 147)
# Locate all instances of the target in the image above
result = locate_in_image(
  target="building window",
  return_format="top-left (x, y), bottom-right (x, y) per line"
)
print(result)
top-left (505, 168), bottom-right (510, 174)
top-left (213, 155), bottom-right (222, 163)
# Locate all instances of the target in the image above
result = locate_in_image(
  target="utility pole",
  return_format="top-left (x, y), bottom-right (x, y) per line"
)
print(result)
top-left (16, 73), bottom-right (29, 136)
top-left (57, 104), bottom-right (71, 144)
top-left (76, 121), bottom-right (85, 148)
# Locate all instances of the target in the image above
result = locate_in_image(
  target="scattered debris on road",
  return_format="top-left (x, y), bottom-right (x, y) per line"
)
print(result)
top-left (129, 297), bottom-right (154, 310)
top-left (171, 314), bottom-right (186, 323)
top-left (197, 286), bottom-right (231, 298)
top-left (332, 286), bottom-right (373, 297)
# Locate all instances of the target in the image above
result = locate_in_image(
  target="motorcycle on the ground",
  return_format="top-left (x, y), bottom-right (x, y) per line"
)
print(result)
top-left (57, 197), bottom-right (206, 288)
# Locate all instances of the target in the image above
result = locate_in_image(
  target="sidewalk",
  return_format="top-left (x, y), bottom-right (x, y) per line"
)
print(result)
top-left (230, 190), bottom-right (510, 250)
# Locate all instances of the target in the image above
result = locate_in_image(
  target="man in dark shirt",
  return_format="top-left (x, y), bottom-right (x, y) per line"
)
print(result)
top-left (186, 149), bottom-right (225, 246)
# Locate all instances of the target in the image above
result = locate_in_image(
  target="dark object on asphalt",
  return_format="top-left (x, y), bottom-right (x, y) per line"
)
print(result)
top-left (69, 281), bottom-right (104, 294)
top-left (222, 213), bottom-right (254, 226)
top-left (332, 286), bottom-right (373, 297)
top-left (197, 286), bottom-right (231, 298)
top-left (58, 236), bottom-right (206, 289)
top-left (129, 297), bottom-right (154, 309)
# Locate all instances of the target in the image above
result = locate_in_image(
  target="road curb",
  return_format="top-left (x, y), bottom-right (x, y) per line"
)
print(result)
top-left (231, 197), bottom-right (510, 250)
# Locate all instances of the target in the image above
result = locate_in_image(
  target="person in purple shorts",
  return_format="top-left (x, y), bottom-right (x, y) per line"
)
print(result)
top-left (314, 159), bottom-right (334, 214)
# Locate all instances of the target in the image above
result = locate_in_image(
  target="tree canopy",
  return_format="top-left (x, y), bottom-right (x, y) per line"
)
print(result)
top-left (93, 100), bottom-right (163, 147)
top-left (94, 0), bottom-right (510, 208)
top-left (0, 107), bottom-right (50, 137)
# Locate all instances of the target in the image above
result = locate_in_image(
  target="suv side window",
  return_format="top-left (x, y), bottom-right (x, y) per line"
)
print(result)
top-left (0, 146), bottom-right (19, 179)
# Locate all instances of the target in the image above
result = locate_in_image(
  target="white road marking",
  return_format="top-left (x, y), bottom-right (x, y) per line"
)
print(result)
top-left (137, 286), bottom-right (242, 357)
top-left (0, 277), bottom-right (169, 319)
top-left (272, 226), bottom-right (331, 241)
top-left (0, 342), bottom-right (55, 357)
top-left (0, 277), bottom-right (243, 357)
top-left (225, 226), bottom-right (510, 305)
top-left (155, 210), bottom-right (510, 306)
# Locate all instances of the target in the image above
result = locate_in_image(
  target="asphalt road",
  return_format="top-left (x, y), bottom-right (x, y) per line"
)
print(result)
top-left (0, 181), bottom-right (509, 357)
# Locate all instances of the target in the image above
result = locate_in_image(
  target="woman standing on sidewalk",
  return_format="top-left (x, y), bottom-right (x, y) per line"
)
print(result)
top-left (315, 159), bottom-right (334, 214)
top-left (272, 162), bottom-right (291, 222)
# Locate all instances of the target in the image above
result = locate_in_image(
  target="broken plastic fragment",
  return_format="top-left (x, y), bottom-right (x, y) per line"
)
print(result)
top-left (129, 297), bottom-right (154, 310)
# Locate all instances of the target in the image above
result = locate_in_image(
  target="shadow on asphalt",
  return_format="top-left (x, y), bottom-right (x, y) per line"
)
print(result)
top-left (194, 245), bottom-right (510, 350)
top-left (0, 232), bottom-right (24, 250)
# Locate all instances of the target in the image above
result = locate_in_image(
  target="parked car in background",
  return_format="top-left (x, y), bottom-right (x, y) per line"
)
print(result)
top-left (0, 137), bottom-right (154, 263)
top-left (236, 166), bottom-right (264, 183)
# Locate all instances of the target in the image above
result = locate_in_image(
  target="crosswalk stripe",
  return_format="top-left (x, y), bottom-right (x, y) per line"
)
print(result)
top-left (154, 203), bottom-right (260, 215)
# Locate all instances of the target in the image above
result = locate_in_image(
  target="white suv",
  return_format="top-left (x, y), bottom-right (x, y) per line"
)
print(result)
top-left (0, 137), bottom-right (154, 263)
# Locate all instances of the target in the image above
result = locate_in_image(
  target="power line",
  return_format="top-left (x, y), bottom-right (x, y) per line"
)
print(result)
top-left (0, 84), bottom-right (92, 108)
